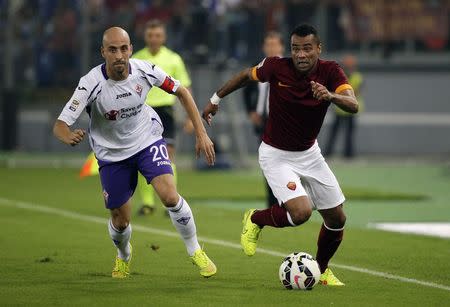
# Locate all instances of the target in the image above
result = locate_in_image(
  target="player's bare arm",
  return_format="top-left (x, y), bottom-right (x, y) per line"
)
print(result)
top-left (174, 86), bottom-right (216, 166)
top-left (202, 68), bottom-right (253, 125)
top-left (53, 119), bottom-right (86, 146)
top-left (310, 81), bottom-right (359, 113)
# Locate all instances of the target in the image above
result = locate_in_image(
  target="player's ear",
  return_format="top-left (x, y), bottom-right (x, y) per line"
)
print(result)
top-left (101, 46), bottom-right (105, 59)
top-left (317, 43), bottom-right (322, 55)
top-left (129, 44), bottom-right (133, 55)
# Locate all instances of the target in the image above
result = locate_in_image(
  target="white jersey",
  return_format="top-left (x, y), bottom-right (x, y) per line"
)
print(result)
top-left (58, 59), bottom-right (180, 161)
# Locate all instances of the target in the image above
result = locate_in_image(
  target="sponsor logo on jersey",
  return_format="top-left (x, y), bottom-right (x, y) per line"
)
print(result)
top-left (176, 216), bottom-right (191, 225)
top-left (135, 84), bottom-right (143, 97)
top-left (157, 161), bottom-right (171, 167)
top-left (69, 99), bottom-right (80, 112)
top-left (104, 104), bottom-right (143, 120)
top-left (116, 92), bottom-right (132, 99)
top-left (160, 76), bottom-right (175, 93)
top-left (104, 110), bottom-right (119, 120)
top-left (287, 182), bottom-right (297, 191)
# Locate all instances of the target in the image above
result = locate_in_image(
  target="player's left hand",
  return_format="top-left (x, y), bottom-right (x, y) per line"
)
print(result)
top-left (202, 102), bottom-right (219, 126)
top-left (196, 133), bottom-right (215, 166)
top-left (311, 81), bottom-right (334, 101)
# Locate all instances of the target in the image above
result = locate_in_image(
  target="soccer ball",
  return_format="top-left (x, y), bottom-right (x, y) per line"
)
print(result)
top-left (279, 252), bottom-right (321, 290)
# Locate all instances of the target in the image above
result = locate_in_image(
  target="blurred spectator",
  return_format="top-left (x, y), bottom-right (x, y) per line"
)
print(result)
top-left (324, 54), bottom-right (364, 159)
top-left (242, 31), bottom-right (284, 208)
top-left (4, 0), bottom-right (450, 89)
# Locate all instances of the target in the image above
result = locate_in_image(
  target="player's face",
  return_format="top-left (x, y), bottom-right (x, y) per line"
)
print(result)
top-left (263, 37), bottom-right (284, 57)
top-left (290, 34), bottom-right (321, 74)
top-left (102, 38), bottom-right (133, 79)
top-left (145, 26), bottom-right (166, 53)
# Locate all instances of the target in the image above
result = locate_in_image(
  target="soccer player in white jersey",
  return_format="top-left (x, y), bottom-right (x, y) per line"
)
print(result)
top-left (53, 27), bottom-right (217, 278)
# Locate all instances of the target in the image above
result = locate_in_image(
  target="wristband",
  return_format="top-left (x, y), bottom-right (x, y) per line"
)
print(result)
top-left (210, 93), bottom-right (221, 105)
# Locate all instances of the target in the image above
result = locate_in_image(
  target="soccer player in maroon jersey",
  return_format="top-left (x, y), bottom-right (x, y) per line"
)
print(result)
top-left (202, 24), bottom-right (358, 286)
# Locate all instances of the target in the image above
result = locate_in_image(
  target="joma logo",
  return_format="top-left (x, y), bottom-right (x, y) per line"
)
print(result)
top-left (116, 92), bottom-right (132, 99)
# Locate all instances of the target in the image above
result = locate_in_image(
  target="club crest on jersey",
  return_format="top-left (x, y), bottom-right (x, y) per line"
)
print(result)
top-left (135, 84), bottom-right (143, 97)
top-left (104, 110), bottom-right (119, 120)
top-left (287, 182), bottom-right (297, 191)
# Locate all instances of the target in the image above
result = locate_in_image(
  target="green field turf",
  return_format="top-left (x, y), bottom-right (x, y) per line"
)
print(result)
top-left (0, 161), bottom-right (449, 306)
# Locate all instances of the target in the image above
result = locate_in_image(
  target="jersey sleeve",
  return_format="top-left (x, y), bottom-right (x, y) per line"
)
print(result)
top-left (329, 62), bottom-right (352, 94)
top-left (250, 57), bottom-right (278, 82)
top-left (173, 55), bottom-right (192, 88)
top-left (140, 60), bottom-right (181, 94)
top-left (57, 77), bottom-right (92, 126)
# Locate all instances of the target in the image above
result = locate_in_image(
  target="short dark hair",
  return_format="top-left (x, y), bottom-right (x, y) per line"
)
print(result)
top-left (290, 24), bottom-right (320, 44)
top-left (144, 19), bottom-right (166, 31)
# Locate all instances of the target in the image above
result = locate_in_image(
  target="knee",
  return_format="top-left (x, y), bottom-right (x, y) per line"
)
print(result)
top-left (160, 192), bottom-right (180, 208)
top-left (111, 214), bottom-right (130, 231)
top-left (325, 212), bottom-right (346, 229)
top-left (289, 207), bottom-right (312, 225)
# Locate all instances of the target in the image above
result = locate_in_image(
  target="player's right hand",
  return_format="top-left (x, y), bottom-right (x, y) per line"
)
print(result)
top-left (202, 102), bottom-right (219, 126)
top-left (195, 132), bottom-right (215, 166)
top-left (68, 129), bottom-right (86, 146)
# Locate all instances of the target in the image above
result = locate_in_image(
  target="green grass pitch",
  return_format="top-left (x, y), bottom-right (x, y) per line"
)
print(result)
top-left (0, 161), bottom-right (449, 306)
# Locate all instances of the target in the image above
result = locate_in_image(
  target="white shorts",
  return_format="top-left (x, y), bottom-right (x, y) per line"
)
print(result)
top-left (258, 141), bottom-right (345, 210)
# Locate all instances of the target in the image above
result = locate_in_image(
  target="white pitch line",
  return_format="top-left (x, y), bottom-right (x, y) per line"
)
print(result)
top-left (0, 197), bottom-right (449, 292)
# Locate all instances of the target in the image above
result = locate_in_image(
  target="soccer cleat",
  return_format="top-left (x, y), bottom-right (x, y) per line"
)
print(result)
top-left (112, 244), bottom-right (132, 278)
top-left (319, 268), bottom-right (345, 286)
top-left (190, 249), bottom-right (217, 278)
top-left (240, 209), bottom-right (262, 256)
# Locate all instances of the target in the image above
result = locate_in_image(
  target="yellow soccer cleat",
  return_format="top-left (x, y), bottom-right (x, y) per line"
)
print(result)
top-left (112, 244), bottom-right (132, 279)
top-left (190, 249), bottom-right (217, 278)
top-left (240, 209), bottom-right (262, 256)
top-left (319, 268), bottom-right (345, 286)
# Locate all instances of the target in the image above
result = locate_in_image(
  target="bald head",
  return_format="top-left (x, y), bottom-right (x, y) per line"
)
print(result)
top-left (101, 27), bottom-right (133, 81)
top-left (102, 27), bottom-right (130, 47)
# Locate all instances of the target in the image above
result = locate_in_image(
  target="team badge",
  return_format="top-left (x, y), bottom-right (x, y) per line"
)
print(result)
top-left (135, 84), bottom-right (143, 97)
top-left (103, 190), bottom-right (109, 202)
top-left (287, 182), bottom-right (297, 191)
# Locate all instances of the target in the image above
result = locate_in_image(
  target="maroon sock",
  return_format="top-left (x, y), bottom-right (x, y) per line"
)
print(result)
top-left (251, 205), bottom-right (293, 228)
top-left (316, 223), bottom-right (344, 273)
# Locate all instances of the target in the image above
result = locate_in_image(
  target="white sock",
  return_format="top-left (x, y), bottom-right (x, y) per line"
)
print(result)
top-left (108, 219), bottom-right (132, 261)
top-left (168, 196), bottom-right (201, 256)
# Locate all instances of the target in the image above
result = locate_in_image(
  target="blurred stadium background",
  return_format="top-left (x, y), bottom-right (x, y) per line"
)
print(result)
top-left (1, 0), bottom-right (449, 163)
top-left (1, 1), bottom-right (449, 305)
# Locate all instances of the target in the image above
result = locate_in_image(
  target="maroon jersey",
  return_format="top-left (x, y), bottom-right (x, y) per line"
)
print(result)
top-left (251, 57), bottom-right (351, 151)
